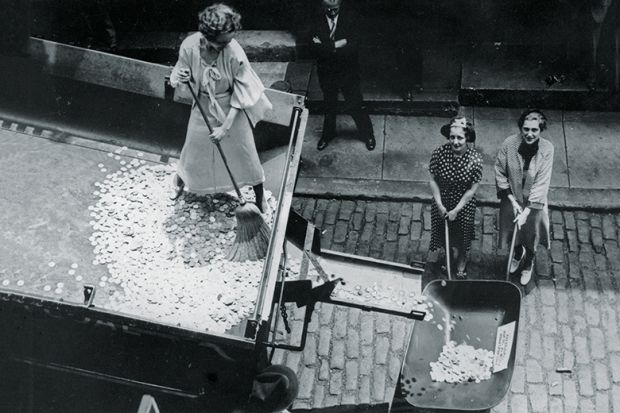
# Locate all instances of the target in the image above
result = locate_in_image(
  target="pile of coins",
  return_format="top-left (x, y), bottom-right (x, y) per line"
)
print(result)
top-left (89, 158), bottom-right (275, 333)
top-left (333, 281), bottom-right (431, 318)
top-left (281, 258), bottom-right (431, 319)
top-left (429, 341), bottom-right (494, 384)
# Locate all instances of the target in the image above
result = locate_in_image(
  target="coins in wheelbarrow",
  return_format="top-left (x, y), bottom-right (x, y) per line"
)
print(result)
top-left (430, 341), bottom-right (494, 384)
top-left (87, 162), bottom-right (276, 333)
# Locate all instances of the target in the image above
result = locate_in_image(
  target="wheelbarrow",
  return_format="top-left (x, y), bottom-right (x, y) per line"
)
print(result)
top-left (398, 220), bottom-right (522, 411)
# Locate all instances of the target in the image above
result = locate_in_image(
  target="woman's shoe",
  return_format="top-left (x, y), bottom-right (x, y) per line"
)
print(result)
top-left (170, 185), bottom-right (184, 201)
top-left (510, 247), bottom-right (525, 274)
top-left (520, 263), bottom-right (534, 285)
top-left (455, 269), bottom-right (467, 280)
top-left (259, 198), bottom-right (271, 216)
top-left (169, 175), bottom-right (184, 201)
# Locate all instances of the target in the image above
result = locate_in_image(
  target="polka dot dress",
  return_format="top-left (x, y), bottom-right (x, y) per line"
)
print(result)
top-left (429, 143), bottom-right (483, 253)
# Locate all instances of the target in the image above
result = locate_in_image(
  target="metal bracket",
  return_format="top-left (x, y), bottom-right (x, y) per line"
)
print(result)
top-left (244, 319), bottom-right (259, 340)
top-left (83, 285), bottom-right (95, 307)
top-left (164, 75), bottom-right (174, 101)
top-left (304, 250), bottom-right (343, 285)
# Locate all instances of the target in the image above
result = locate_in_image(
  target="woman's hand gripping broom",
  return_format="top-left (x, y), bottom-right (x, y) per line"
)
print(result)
top-left (185, 80), bottom-right (270, 261)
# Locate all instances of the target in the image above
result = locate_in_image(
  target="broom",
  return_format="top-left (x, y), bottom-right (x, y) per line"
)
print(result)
top-left (184, 80), bottom-right (270, 262)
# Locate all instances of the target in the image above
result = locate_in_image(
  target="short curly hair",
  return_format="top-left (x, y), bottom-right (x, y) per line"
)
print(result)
top-left (518, 109), bottom-right (547, 132)
top-left (198, 3), bottom-right (242, 38)
top-left (441, 116), bottom-right (476, 143)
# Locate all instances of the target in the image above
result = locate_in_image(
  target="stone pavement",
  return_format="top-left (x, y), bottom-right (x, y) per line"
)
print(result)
top-left (296, 109), bottom-right (620, 210)
top-left (273, 196), bottom-right (620, 412)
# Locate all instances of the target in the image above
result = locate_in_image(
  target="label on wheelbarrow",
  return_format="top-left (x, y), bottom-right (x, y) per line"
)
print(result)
top-left (492, 321), bottom-right (516, 373)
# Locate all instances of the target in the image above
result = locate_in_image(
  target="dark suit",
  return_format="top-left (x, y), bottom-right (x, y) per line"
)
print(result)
top-left (595, 0), bottom-right (619, 88)
top-left (309, 5), bottom-right (374, 142)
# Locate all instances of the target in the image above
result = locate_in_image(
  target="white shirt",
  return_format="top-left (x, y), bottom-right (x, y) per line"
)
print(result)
top-left (325, 14), bottom-right (339, 36)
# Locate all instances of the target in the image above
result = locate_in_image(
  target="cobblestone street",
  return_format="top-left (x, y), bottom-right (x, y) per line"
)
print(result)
top-left (274, 196), bottom-right (620, 413)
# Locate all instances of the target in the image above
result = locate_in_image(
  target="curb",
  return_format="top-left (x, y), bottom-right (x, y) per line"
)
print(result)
top-left (295, 177), bottom-right (620, 212)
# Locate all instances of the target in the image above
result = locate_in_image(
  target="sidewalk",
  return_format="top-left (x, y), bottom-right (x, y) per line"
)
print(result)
top-left (295, 108), bottom-right (620, 210)
top-left (278, 196), bottom-right (620, 412)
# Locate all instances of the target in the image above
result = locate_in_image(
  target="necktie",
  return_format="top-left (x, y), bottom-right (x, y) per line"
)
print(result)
top-left (329, 17), bottom-right (337, 40)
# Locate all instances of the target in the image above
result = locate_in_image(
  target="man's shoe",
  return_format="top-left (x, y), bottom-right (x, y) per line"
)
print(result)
top-left (365, 137), bottom-right (376, 151)
top-left (317, 138), bottom-right (329, 151)
top-left (510, 247), bottom-right (525, 274)
top-left (520, 263), bottom-right (534, 285)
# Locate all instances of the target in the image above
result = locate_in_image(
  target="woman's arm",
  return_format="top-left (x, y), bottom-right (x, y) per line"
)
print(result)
top-left (528, 145), bottom-right (554, 209)
top-left (447, 183), bottom-right (480, 221)
top-left (515, 145), bottom-right (554, 227)
top-left (494, 143), bottom-right (510, 193)
top-left (227, 42), bottom-right (272, 126)
top-left (495, 141), bottom-right (522, 215)
top-left (170, 46), bottom-right (191, 88)
top-left (210, 107), bottom-right (240, 142)
top-left (429, 175), bottom-right (447, 217)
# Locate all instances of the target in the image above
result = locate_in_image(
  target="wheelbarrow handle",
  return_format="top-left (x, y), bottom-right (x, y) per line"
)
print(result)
top-left (506, 223), bottom-right (519, 281)
top-left (444, 218), bottom-right (451, 280)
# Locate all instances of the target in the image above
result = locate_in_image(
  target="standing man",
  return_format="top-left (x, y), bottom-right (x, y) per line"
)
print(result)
top-left (309, 0), bottom-right (376, 151)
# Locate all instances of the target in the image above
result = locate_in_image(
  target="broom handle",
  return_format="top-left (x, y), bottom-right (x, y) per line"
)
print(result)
top-left (444, 218), bottom-right (452, 280)
top-left (214, 141), bottom-right (244, 202)
top-left (506, 222), bottom-right (519, 281)
top-left (185, 80), bottom-right (245, 203)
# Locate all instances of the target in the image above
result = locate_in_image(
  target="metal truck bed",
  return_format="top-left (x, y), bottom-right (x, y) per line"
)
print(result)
top-left (0, 36), bottom-right (308, 411)
top-left (0, 121), bottom-right (275, 339)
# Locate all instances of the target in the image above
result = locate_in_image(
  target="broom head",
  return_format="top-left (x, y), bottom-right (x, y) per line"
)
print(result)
top-left (227, 202), bottom-right (271, 262)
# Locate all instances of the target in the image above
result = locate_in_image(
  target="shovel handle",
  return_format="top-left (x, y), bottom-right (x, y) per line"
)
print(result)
top-left (185, 80), bottom-right (245, 203)
top-left (506, 223), bottom-right (519, 280)
top-left (444, 218), bottom-right (451, 280)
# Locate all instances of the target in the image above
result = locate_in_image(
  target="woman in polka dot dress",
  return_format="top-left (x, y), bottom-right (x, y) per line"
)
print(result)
top-left (429, 117), bottom-right (483, 279)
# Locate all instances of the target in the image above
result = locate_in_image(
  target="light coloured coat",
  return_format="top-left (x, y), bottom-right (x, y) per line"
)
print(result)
top-left (495, 134), bottom-right (554, 210)
top-left (495, 134), bottom-right (554, 250)
top-left (169, 33), bottom-right (271, 194)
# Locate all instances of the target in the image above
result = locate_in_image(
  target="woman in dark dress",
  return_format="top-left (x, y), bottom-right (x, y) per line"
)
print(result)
top-left (429, 117), bottom-right (483, 279)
